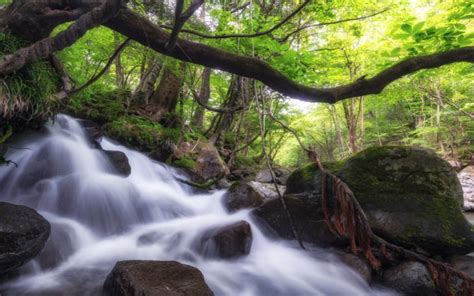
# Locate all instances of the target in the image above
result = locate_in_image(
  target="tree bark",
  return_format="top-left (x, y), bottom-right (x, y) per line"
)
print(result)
top-left (192, 67), bottom-right (211, 128)
top-left (150, 63), bottom-right (185, 123)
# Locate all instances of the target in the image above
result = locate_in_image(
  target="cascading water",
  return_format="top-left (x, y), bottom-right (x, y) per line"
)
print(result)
top-left (0, 115), bottom-right (396, 296)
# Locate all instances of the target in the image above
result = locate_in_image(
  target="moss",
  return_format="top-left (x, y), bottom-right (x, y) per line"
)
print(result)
top-left (286, 161), bottom-right (343, 194)
top-left (338, 146), bottom-right (473, 254)
top-left (104, 115), bottom-right (163, 151)
top-left (172, 156), bottom-right (197, 170)
top-left (0, 32), bottom-right (59, 129)
top-left (69, 89), bottom-right (128, 124)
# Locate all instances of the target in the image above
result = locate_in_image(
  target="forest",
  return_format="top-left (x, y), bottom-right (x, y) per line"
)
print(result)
top-left (0, 0), bottom-right (473, 296)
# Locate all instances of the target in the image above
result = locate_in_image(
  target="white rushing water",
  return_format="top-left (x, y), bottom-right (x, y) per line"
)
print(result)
top-left (0, 115), bottom-right (396, 296)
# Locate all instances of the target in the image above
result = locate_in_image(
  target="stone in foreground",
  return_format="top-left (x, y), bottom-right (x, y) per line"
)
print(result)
top-left (0, 202), bottom-right (51, 275)
top-left (103, 260), bottom-right (214, 296)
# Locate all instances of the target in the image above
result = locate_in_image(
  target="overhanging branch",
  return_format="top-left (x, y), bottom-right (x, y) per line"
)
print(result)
top-left (106, 9), bottom-right (474, 104)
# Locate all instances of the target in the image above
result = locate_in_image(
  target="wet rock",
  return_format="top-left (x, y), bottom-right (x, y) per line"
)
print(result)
top-left (288, 146), bottom-right (474, 255)
top-left (448, 255), bottom-right (474, 278)
top-left (196, 221), bottom-right (253, 259)
top-left (0, 202), bottom-right (51, 275)
top-left (77, 119), bottom-right (103, 147)
top-left (102, 150), bottom-right (131, 177)
top-left (103, 260), bottom-right (214, 296)
top-left (335, 251), bottom-right (372, 283)
top-left (459, 165), bottom-right (474, 211)
top-left (382, 261), bottom-right (436, 296)
top-left (252, 194), bottom-right (345, 247)
top-left (223, 182), bottom-right (265, 212)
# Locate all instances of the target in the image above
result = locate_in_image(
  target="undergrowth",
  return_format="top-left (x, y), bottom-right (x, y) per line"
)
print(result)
top-left (0, 32), bottom-right (59, 127)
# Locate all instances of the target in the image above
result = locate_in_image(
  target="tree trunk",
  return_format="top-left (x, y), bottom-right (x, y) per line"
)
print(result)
top-left (114, 32), bottom-right (126, 88)
top-left (192, 67), bottom-right (211, 128)
top-left (133, 57), bottom-right (162, 105)
top-left (150, 63), bottom-right (185, 123)
top-left (210, 76), bottom-right (249, 146)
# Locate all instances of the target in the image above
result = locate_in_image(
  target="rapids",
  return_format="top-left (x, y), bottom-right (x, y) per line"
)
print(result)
top-left (0, 115), bottom-right (396, 295)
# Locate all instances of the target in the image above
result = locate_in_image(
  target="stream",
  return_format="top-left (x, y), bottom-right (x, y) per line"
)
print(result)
top-left (0, 115), bottom-right (396, 295)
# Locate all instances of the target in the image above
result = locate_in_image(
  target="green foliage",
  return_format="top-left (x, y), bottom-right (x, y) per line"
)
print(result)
top-left (69, 89), bottom-right (128, 124)
top-left (0, 32), bottom-right (59, 126)
top-left (104, 115), bottom-right (163, 150)
top-left (172, 156), bottom-right (197, 170)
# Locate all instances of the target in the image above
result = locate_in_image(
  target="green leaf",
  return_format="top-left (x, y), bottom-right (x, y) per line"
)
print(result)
top-left (412, 22), bottom-right (425, 33)
top-left (390, 47), bottom-right (401, 57)
top-left (401, 24), bottom-right (412, 33)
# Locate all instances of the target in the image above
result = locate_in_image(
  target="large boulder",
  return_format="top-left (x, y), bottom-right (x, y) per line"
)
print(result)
top-left (103, 260), bottom-right (214, 296)
top-left (0, 202), bottom-right (51, 275)
top-left (195, 221), bottom-right (253, 259)
top-left (285, 146), bottom-right (474, 255)
top-left (382, 261), bottom-right (436, 296)
top-left (338, 146), bottom-right (474, 255)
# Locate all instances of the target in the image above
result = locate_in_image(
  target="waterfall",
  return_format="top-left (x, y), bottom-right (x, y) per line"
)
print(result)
top-left (0, 115), bottom-right (396, 295)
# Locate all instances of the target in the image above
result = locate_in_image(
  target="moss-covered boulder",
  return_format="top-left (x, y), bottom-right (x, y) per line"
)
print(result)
top-left (286, 146), bottom-right (474, 255)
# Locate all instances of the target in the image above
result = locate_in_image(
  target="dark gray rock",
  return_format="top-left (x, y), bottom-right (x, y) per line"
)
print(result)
top-left (223, 182), bottom-right (264, 212)
top-left (103, 260), bottom-right (214, 296)
top-left (252, 194), bottom-right (346, 247)
top-left (382, 261), bottom-right (436, 296)
top-left (196, 221), bottom-right (252, 259)
top-left (0, 202), bottom-right (51, 275)
top-left (102, 150), bottom-right (131, 177)
top-left (335, 251), bottom-right (372, 283)
top-left (77, 119), bottom-right (103, 148)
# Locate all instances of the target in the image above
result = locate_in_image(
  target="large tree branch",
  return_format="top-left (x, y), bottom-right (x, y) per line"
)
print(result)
top-left (106, 9), bottom-right (474, 104)
top-left (0, 0), bottom-right (124, 75)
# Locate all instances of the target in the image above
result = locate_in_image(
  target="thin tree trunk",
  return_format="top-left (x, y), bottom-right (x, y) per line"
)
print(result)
top-left (114, 32), bottom-right (126, 88)
top-left (192, 67), bottom-right (211, 128)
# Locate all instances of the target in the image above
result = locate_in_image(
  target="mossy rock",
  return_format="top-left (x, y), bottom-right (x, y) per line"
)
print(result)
top-left (285, 161), bottom-right (343, 194)
top-left (285, 146), bottom-right (474, 255)
top-left (339, 146), bottom-right (473, 255)
top-left (68, 89), bottom-right (129, 125)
